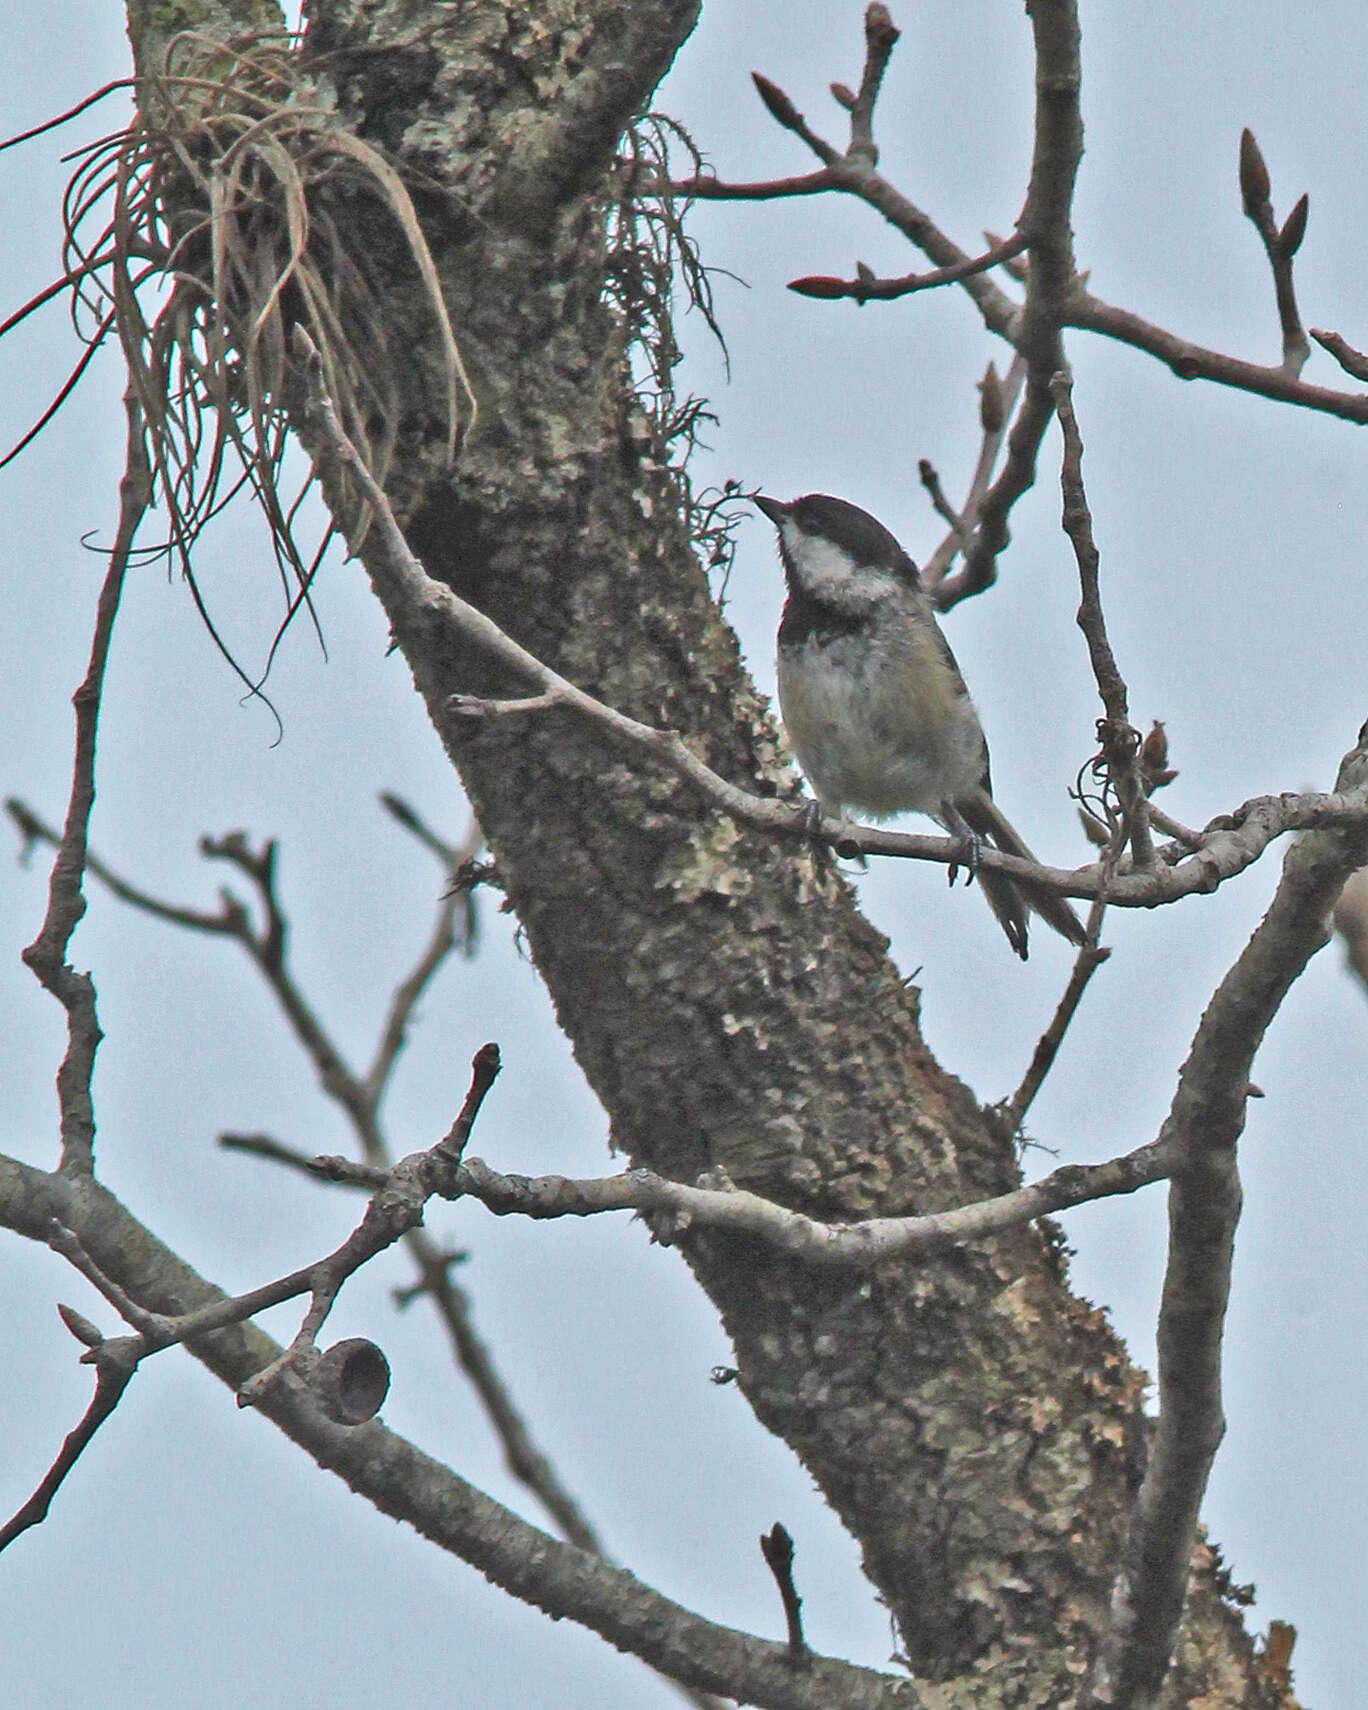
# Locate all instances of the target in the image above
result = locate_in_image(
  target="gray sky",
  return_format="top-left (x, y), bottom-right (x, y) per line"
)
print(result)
top-left (4, 4), bottom-right (1366, 1706)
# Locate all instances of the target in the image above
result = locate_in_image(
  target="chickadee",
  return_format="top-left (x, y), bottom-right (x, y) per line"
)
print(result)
top-left (756, 492), bottom-right (1086, 960)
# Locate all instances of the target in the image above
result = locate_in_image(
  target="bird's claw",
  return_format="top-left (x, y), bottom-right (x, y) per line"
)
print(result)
top-left (947, 829), bottom-right (981, 888)
top-left (800, 800), bottom-right (865, 866)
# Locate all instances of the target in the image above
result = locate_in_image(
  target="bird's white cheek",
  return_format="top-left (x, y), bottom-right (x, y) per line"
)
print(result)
top-left (780, 526), bottom-right (860, 599)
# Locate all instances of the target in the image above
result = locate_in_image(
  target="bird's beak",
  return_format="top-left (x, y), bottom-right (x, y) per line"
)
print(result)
top-left (753, 494), bottom-right (789, 526)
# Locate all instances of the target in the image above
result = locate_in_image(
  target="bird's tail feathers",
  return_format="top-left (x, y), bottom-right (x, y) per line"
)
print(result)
top-left (959, 791), bottom-right (1088, 954)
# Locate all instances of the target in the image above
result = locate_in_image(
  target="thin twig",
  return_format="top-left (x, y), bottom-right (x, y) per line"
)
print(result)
top-left (760, 1524), bottom-right (807, 1662)
top-left (916, 459), bottom-right (967, 544)
top-left (921, 356), bottom-right (1026, 596)
top-left (1066, 290), bottom-right (1368, 423)
top-left (434, 1042), bottom-right (502, 1163)
top-left (45, 1219), bottom-right (164, 1334)
top-left (49, 803), bottom-right (618, 1563)
top-left (220, 1131), bottom-right (321, 1174)
top-left (5, 1049), bottom-right (503, 1521)
top-left (942, 373), bottom-right (1055, 602)
top-left (788, 232), bottom-right (1027, 304)
top-left (361, 890), bottom-right (464, 1101)
top-left (995, 933), bottom-right (1111, 1137)
top-left (942, 0), bottom-right (1084, 598)
top-left (666, 168), bottom-right (843, 201)
top-left (21, 387), bottom-right (151, 1175)
top-left (677, 12), bottom-right (1019, 343)
top-left (7, 798), bottom-right (233, 933)
top-left (409, 1239), bottom-right (609, 1556)
top-left (1237, 129), bottom-right (1310, 377)
top-left (748, 74), bottom-right (840, 167)
top-left (3, 1152), bottom-right (920, 1710)
top-left (1309, 327), bottom-right (1368, 382)
top-left (361, 809), bottom-right (482, 1101)
top-left (846, 3), bottom-right (900, 159)
top-left (1051, 370), bottom-right (1153, 867)
top-left (1145, 803), bottom-right (1205, 852)
top-left (687, 14), bottom-right (1368, 528)
top-left (0, 1330), bottom-right (140, 1553)
top-left (379, 788), bottom-right (475, 867)
top-left (234, 1047), bottom-right (504, 1407)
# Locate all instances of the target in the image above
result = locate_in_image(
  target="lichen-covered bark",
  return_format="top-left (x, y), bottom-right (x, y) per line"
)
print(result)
top-left (120, 1), bottom-right (1291, 1703)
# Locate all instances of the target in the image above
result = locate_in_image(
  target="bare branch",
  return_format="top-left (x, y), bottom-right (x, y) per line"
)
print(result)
top-left (1051, 370), bottom-right (1154, 868)
top-left (361, 889), bottom-right (464, 1101)
top-left (362, 809), bottom-right (482, 1104)
top-left (1066, 290), bottom-right (1368, 423)
top-left (1237, 129), bottom-right (1310, 376)
top-left (232, 1048), bottom-right (495, 1409)
top-left (225, 1117), bottom-right (620, 1558)
top-left (1052, 374), bottom-right (1129, 732)
top-left (20, 387), bottom-right (151, 1174)
top-left (934, 0), bottom-right (1084, 598)
top-left (10, 798), bottom-right (480, 1130)
top-left (45, 1219), bottom-right (166, 1336)
top-left (921, 356), bottom-right (1026, 596)
top-left (293, 328), bottom-right (801, 837)
top-left (668, 168), bottom-right (844, 201)
top-left (2, 1195), bottom-right (396, 1550)
top-left (27, 1052), bottom-right (525, 1573)
top-left (1085, 729), bottom-right (1368, 1710)
top-left (759, 1523), bottom-right (807, 1661)
top-left (1146, 801), bottom-right (1205, 852)
top-left (189, 831), bottom-right (365, 1111)
top-left (749, 73), bottom-right (841, 166)
top-left (699, 18), bottom-right (1368, 463)
top-left (404, 1236), bottom-right (612, 1559)
top-left (433, 1042), bottom-right (503, 1165)
top-left (378, 790), bottom-right (472, 867)
top-left (749, 6), bottom-right (898, 176)
top-left (994, 932), bottom-right (1112, 1138)
top-left (450, 1140), bottom-right (1174, 1263)
top-left (1309, 326), bottom-right (1368, 382)
top-left (7, 798), bottom-right (238, 935)
top-left (226, 1126), bottom-right (644, 1563)
top-left (983, 226), bottom-right (1029, 284)
top-left (21, 1049), bottom-right (498, 1431)
top-left (228, 1120), bottom-right (1175, 1267)
top-left (788, 232), bottom-right (1026, 304)
top-left (0, 1327), bottom-right (139, 1554)
top-left (846, 3), bottom-right (901, 159)
top-left (220, 1131), bottom-right (323, 1175)
top-left (916, 458), bottom-right (969, 545)
top-left (941, 372), bottom-right (1055, 603)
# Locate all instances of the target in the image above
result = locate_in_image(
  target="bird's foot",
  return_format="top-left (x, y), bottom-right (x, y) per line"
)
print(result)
top-left (801, 800), bottom-right (865, 865)
top-left (941, 802), bottom-right (980, 888)
top-left (947, 833), bottom-right (981, 888)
